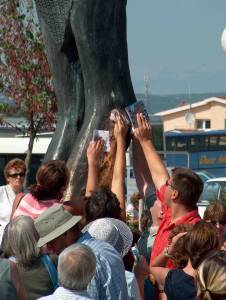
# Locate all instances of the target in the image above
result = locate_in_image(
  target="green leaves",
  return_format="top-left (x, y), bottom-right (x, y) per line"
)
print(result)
top-left (26, 29), bottom-right (34, 40)
top-left (0, 0), bottom-right (56, 133)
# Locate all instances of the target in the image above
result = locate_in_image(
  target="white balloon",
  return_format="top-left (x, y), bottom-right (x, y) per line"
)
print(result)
top-left (221, 28), bottom-right (226, 52)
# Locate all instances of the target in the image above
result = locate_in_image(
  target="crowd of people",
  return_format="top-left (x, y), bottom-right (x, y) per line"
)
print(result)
top-left (0, 113), bottom-right (226, 300)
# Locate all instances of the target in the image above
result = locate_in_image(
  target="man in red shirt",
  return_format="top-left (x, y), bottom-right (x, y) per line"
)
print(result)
top-left (133, 113), bottom-right (203, 268)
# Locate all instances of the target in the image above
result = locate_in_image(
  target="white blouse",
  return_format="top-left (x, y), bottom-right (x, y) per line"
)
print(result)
top-left (0, 184), bottom-right (15, 245)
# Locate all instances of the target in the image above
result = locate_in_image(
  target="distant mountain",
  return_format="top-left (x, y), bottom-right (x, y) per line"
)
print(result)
top-left (136, 92), bottom-right (226, 114)
top-left (2, 92), bottom-right (226, 115)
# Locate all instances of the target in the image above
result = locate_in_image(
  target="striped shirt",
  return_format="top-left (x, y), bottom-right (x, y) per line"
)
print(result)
top-left (13, 193), bottom-right (60, 219)
top-left (78, 233), bottom-right (128, 300)
top-left (38, 286), bottom-right (94, 300)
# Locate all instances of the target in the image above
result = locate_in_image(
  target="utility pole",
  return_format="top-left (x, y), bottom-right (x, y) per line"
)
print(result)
top-left (144, 73), bottom-right (151, 105)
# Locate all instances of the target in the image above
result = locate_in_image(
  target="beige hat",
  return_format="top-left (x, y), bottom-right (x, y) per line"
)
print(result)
top-left (34, 205), bottom-right (81, 247)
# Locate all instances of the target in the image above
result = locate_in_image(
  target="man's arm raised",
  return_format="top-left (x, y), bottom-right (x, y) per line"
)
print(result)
top-left (111, 116), bottom-right (128, 221)
top-left (132, 137), bottom-right (155, 200)
top-left (134, 113), bottom-right (169, 191)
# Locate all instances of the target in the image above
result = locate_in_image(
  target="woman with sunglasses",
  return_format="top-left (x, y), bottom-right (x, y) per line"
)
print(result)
top-left (0, 158), bottom-right (26, 245)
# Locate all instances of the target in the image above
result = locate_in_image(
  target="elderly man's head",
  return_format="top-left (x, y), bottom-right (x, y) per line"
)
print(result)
top-left (58, 244), bottom-right (96, 291)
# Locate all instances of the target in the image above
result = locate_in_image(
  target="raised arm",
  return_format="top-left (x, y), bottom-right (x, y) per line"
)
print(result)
top-left (149, 265), bottom-right (169, 294)
top-left (134, 114), bottom-right (169, 191)
top-left (85, 139), bottom-right (103, 197)
top-left (111, 116), bottom-right (128, 221)
top-left (132, 137), bottom-right (155, 200)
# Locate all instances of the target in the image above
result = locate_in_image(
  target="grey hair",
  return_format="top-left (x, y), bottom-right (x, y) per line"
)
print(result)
top-left (2, 216), bottom-right (40, 267)
top-left (58, 244), bottom-right (96, 290)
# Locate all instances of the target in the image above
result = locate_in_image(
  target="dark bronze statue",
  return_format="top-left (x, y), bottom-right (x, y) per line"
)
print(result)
top-left (34, 0), bottom-right (136, 200)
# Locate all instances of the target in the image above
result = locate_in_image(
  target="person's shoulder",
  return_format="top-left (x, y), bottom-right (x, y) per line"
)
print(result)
top-left (165, 268), bottom-right (184, 283)
top-left (0, 185), bottom-right (10, 201)
top-left (167, 268), bottom-right (194, 282)
top-left (0, 185), bottom-right (7, 192)
top-left (189, 209), bottom-right (202, 224)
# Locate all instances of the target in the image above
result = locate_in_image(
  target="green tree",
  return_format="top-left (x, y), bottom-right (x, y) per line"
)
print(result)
top-left (0, 0), bottom-right (56, 187)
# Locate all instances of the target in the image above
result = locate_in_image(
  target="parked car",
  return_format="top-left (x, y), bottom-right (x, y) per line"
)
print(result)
top-left (195, 170), bottom-right (215, 183)
top-left (198, 177), bottom-right (226, 217)
top-left (167, 167), bottom-right (215, 183)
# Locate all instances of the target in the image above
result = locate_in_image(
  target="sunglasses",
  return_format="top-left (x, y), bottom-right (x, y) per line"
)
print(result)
top-left (165, 179), bottom-right (175, 190)
top-left (8, 172), bottom-right (25, 178)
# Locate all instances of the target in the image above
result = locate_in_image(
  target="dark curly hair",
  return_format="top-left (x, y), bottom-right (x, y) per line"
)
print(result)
top-left (85, 186), bottom-right (121, 223)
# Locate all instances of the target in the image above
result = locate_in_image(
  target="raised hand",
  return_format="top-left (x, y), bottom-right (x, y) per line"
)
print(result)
top-left (168, 232), bottom-right (188, 255)
top-left (87, 139), bottom-right (104, 166)
top-left (113, 116), bottom-right (128, 141)
top-left (133, 113), bottom-right (152, 143)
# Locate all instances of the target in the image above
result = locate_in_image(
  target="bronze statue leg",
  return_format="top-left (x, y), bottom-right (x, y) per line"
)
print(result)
top-left (38, 24), bottom-right (85, 161)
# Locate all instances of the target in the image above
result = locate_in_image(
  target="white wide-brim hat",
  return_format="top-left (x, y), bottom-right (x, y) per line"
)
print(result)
top-left (83, 217), bottom-right (133, 257)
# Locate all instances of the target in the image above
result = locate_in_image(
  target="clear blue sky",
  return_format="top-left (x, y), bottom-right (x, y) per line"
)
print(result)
top-left (127, 0), bottom-right (226, 94)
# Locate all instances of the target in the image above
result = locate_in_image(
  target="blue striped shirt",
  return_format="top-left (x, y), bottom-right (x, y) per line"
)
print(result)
top-left (77, 233), bottom-right (128, 300)
top-left (38, 286), bottom-right (94, 300)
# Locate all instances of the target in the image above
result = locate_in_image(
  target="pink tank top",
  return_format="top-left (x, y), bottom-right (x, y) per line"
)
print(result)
top-left (13, 193), bottom-right (60, 219)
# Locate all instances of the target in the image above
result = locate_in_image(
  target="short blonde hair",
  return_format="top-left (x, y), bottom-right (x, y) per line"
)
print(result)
top-left (4, 158), bottom-right (26, 180)
top-left (196, 250), bottom-right (226, 300)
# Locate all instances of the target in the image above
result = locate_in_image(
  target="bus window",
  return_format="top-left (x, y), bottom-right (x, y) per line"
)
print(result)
top-left (189, 137), bottom-right (196, 151)
top-left (166, 137), bottom-right (176, 151)
top-left (188, 136), bottom-right (205, 152)
top-left (189, 136), bottom-right (199, 152)
top-left (152, 124), bottom-right (164, 151)
top-left (204, 136), bottom-right (209, 150)
top-left (218, 135), bottom-right (226, 150)
top-left (209, 136), bottom-right (218, 150)
top-left (176, 136), bottom-right (187, 151)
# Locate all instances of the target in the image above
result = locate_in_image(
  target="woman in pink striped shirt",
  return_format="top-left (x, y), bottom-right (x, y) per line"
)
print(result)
top-left (13, 160), bottom-right (69, 219)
